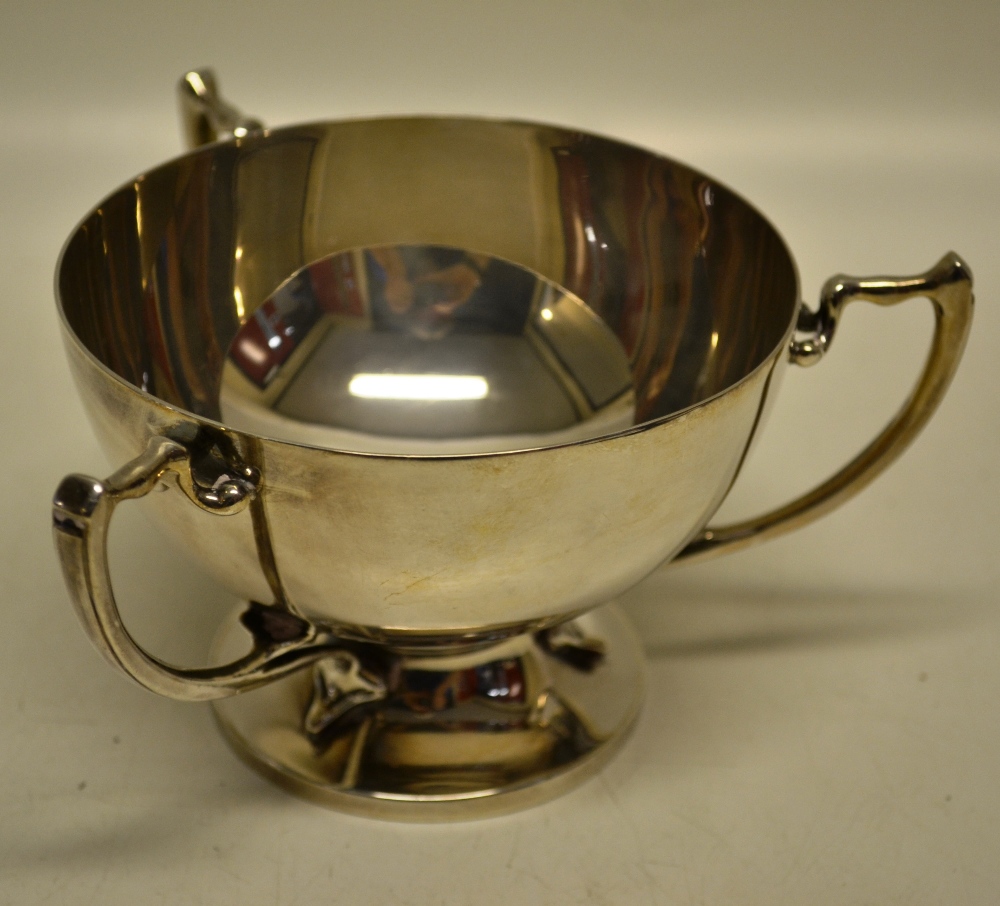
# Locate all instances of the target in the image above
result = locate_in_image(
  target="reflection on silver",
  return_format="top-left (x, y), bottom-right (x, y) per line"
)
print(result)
top-left (211, 604), bottom-right (644, 818)
top-left (347, 374), bottom-right (490, 401)
top-left (52, 72), bottom-right (973, 816)
top-left (220, 245), bottom-right (636, 454)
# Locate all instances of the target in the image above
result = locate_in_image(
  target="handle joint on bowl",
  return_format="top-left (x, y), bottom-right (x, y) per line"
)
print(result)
top-left (178, 68), bottom-right (264, 149)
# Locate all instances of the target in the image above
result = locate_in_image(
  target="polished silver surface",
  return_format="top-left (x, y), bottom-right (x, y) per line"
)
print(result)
top-left (53, 96), bottom-right (973, 639)
top-left (56, 105), bottom-right (802, 638)
top-left (53, 431), bottom-right (338, 700)
top-left (680, 252), bottom-right (974, 562)
top-left (59, 119), bottom-right (797, 441)
top-left (211, 604), bottom-right (644, 819)
top-left (178, 69), bottom-right (263, 148)
top-left (52, 71), bottom-right (973, 817)
top-left (221, 245), bottom-right (635, 453)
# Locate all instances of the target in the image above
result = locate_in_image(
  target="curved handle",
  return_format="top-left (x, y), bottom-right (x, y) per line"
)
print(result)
top-left (177, 68), bottom-right (264, 149)
top-left (676, 251), bottom-right (974, 564)
top-left (53, 432), bottom-right (335, 701)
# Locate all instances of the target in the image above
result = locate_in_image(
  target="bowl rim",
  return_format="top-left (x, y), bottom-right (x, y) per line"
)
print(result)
top-left (55, 113), bottom-right (802, 462)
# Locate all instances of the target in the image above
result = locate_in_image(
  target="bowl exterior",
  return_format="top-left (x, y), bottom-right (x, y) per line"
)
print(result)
top-left (64, 325), bottom-right (788, 637)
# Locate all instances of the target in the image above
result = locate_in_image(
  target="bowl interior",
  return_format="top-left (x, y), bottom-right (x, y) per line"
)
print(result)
top-left (58, 117), bottom-right (797, 453)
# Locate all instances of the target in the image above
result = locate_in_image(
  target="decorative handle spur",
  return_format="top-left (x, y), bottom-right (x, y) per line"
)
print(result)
top-left (52, 429), bottom-right (336, 702)
top-left (677, 252), bottom-right (974, 563)
top-left (177, 68), bottom-right (264, 149)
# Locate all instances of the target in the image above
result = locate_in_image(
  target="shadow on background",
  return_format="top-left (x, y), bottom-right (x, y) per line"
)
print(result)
top-left (619, 569), bottom-right (986, 662)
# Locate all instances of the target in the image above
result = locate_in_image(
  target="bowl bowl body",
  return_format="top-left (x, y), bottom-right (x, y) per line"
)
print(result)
top-left (57, 116), bottom-right (798, 638)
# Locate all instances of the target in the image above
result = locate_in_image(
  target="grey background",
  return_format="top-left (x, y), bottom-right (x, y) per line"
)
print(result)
top-left (2, 2), bottom-right (998, 903)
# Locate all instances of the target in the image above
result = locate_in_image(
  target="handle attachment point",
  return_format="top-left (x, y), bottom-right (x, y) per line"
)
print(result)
top-left (676, 252), bottom-right (973, 564)
top-left (178, 68), bottom-right (264, 149)
top-left (53, 429), bottom-right (336, 701)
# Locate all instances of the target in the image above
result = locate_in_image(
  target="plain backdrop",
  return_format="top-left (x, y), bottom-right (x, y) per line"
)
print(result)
top-left (1, 2), bottom-right (998, 904)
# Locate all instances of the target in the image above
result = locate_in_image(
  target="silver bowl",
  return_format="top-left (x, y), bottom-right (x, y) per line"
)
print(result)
top-left (51, 70), bottom-right (973, 819)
